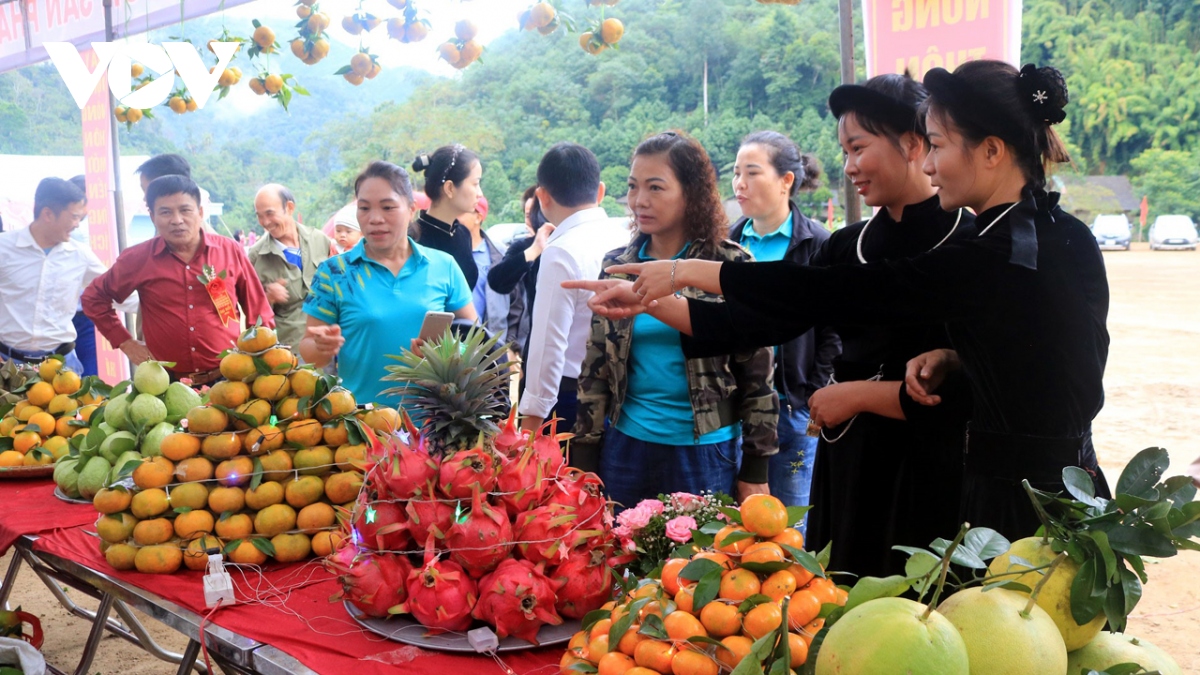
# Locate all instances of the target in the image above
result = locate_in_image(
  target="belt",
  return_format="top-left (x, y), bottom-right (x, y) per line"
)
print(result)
top-left (170, 367), bottom-right (223, 386)
top-left (0, 340), bottom-right (75, 363)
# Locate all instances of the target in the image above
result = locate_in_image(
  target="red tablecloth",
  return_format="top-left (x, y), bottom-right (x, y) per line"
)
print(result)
top-left (34, 527), bottom-right (564, 675)
top-left (0, 478), bottom-right (98, 555)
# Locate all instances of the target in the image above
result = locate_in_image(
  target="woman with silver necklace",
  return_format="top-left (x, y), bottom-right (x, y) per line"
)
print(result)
top-left (568, 60), bottom-right (1112, 545)
top-left (411, 144), bottom-right (484, 289)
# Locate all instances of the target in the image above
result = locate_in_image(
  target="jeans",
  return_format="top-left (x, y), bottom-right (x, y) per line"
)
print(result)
top-left (72, 311), bottom-right (98, 377)
top-left (769, 406), bottom-right (819, 532)
top-left (599, 426), bottom-right (741, 511)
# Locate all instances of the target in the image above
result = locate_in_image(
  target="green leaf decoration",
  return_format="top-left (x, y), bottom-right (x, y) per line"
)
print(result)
top-left (679, 557), bottom-right (723, 582)
top-left (251, 537), bottom-right (276, 557)
top-left (843, 575), bottom-right (910, 613)
top-left (691, 567), bottom-right (723, 613)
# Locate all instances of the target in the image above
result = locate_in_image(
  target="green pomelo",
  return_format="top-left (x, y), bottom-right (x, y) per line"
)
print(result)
top-left (164, 382), bottom-right (202, 424)
top-left (141, 422), bottom-right (174, 457)
top-left (129, 393), bottom-right (167, 428)
top-left (54, 458), bottom-right (80, 497)
top-left (133, 360), bottom-right (170, 396)
top-left (987, 536), bottom-right (1107, 650)
top-left (77, 455), bottom-right (113, 500)
top-left (815, 597), bottom-right (970, 675)
top-left (109, 450), bottom-right (142, 484)
top-left (938, 587), bottom-right (1067, 675)
top-left (97, 421), bottom-right (116, 436)
top-left (98, 430), bottom-right (138, 465)
top-left (1067, 631), bottom-right (1182, 675)
top-left (104, 393), bottom-right (131, 432)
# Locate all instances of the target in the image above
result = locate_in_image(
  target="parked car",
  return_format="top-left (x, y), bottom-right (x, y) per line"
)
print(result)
top-left (1091, 214), bottom-right (1132, 251)
top-left (1148, 215), bottom-right (1199, 251)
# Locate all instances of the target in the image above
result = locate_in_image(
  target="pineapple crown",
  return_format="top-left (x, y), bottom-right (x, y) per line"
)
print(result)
top-left (380, 325), bottom-right (512, 456)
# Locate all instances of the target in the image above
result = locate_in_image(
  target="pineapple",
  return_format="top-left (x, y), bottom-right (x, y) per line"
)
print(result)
top-left (381, 325), bottom-right (512, 456)
top-left (0, 357), bottom-right (36, 410)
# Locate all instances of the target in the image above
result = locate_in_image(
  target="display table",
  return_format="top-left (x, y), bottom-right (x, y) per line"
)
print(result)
top-left (0, 478), bottom-right (564, 675)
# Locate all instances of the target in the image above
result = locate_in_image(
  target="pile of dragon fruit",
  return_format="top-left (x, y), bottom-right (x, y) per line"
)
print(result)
top-left (324, 412), bottom-right (630, 646)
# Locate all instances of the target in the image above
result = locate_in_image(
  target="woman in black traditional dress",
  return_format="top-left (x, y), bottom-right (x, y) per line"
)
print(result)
top-left (411, 144), bottom-right (483, 288)
top-left (567, 60), bottom-right (1111, 543)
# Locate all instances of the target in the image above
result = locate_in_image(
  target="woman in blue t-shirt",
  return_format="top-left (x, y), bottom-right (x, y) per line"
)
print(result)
top-left (300, 161), bottom-right (475, 406)
top-left (572, 131), bottom-right (778, 507)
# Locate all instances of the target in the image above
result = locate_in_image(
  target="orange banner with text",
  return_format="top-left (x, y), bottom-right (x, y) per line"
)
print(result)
top-left (80, 48), bottom-right (129, 384)
top-left (862, 0), bottom-right (1022, 80)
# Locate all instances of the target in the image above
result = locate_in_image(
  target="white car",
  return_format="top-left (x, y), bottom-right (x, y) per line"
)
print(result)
top-left (1091, 214), bottom-right (1132, 251)
top-left (1148, 215), bottom-right (1198, 251)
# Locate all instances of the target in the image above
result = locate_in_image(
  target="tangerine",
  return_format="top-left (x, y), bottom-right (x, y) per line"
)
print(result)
top-left (742, 541), bottom-right (786, 565)
top-left (254, 503), bottom-right (297, 537)
top-left (201, 432), bottom-right (243, 460)
top-left (175, 456), bottom-right (215, 483)
top-left (237, 324), bottom-right (277, 352)
top-left (670, 649), bottom-right (718, 675)
top-left (715, 635), bottom-right (753, 670)
top-left (160, 433), bottom-right (201, 461)
top-left (285, 474), bottom-right (326, 508)
top-left (285, 418), bottom-right (323, 447)
top-left (674, 585), bottom-right (696, 614)
top-left (184, 535), bottom-right (224, 571)
top-left (311, 530), bottom-right (344, 557)
top-left (252, 374), bottom-right (291, 402)
top-left (134, 544), bottom-right (183, 573)
top-left (660, 557), bottom-right (689, 596)
top-left (130, 487), bottom-right (170, 518)
top-left (334, 443), bottom-right (366, 470)
top-left (634, 640), bottom-right (675, 674)
top-left (133, 456), bottom-right (175, 489)
top-left (743, 602), bottom-right (783, 640)
top-left (96, 512), bottom-right (138, 543)
top-left (236, 399), bottom-right (273, 429)
top-left (132, 517), bottom-right (174, 545)
top-left (296, 502), bottom-right (336, 533)
top-left (762, 570), bottom-right (798, 602)
top-left (315, 387), bottom-right (356, 422)
top-left (271, 532), bottom-right (311, 562)
top-left (699, 601), bottom-right (742, 638)
top-left (770, 527), bottom-right (804, 551)
top-left (52, 370), bottom-right (81, 395)
top-left (215, 513), bottom-right (253, 540)
top-left (663, 610), bottom-right (707, 641)
top-left (322, 420), bottom-right (349, 446)
top-left (168, 482), bottom-right (210, 510)
top-left (174, 509), bottom-right (215, 539)
top-left (741, 494), bottom-right (789, 538)
top-left (93, 487), bottom-right (133, 514)
top-left (209, 381), bottom-right (251, 408)
top-left (219, 352), bottom-right (257, 382)
top-left (787, 631), bottom-right (809, 667)
top-left (787, 590), bottom-right (822, 629)
top-left (719, 568), bottom-right (761, 602)
top-left (803, 577), bottom-right (839, 606)
top-left (208, 486), bottom-right (246, 513)
top-left (617, 624), bottom-right (647, 656)
top-left (187, 407), bottom-right (229, 434)
top-left (260, 347), bottom-right (296, 374)
top-left (289, 369), bottom-right (319, 398)
top-left (215, 456), bottom-right (254, 486)
top-left (597, 651), bottom-right (636, 675)
top-left (227, 539), bottom-right (268, 565)
top-left (714, 525), bottom-right (753, 554)
top-left (245, 481), bottom-right (286, 510)
top-left (26, 382), bottom-right (55, 408)
top-left (246, 424), bottom-right (284, 454)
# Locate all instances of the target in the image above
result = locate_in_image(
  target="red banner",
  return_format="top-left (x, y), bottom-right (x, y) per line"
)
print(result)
top-left (862, 0), bottom-right (1022, 80)
top-left (80, 47), bottom-right (128, 384)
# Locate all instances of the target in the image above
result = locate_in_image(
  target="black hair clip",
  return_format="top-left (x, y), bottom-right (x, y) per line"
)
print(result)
top-left (1018, 64), bottom-right (1068, 125)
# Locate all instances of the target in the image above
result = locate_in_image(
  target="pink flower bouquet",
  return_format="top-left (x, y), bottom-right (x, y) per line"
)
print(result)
top-left (613, 492), bottom-right (734, 575)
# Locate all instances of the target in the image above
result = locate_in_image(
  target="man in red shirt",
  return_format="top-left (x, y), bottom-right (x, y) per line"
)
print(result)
top-left (83, 175), bottom-right (274, 384)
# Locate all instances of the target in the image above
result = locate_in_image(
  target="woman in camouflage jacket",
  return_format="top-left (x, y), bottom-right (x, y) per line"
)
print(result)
top-left (571, 132), bottom-right (779, 509)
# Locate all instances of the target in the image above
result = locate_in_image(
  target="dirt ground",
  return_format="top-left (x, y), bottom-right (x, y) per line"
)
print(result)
top-left (1, 244), bottom-right (1198, 674)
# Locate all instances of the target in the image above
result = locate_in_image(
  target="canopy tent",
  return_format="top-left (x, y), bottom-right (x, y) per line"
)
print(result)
top-left (0, 0), bottom-right (255, 75)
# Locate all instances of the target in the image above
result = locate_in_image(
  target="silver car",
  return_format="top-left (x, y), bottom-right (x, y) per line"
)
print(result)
top-left (1149, 215), bottom-right (1198, 251)
top-left (1091, 214), bottom-right (1132, 251)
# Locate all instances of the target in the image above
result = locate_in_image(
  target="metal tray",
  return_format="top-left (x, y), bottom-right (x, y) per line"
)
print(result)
top-left (55, 486), bottom-right (94, 504)
top-left (344, 600), bottom-right (578, 653)
top-left (0, 464), bottom-right (55, 479)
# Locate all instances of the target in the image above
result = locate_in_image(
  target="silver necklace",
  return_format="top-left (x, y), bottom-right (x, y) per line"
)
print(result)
top-left (418, 213), bottom-right (455, 237)
top-left (856, 207), bottom-right (964, 264)
top-left (975, 201), bottom-right (1021, 237)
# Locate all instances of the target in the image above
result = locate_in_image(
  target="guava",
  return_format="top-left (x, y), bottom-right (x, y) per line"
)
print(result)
top-left (938, 587), bottom-right (1067, 675)
top-left (77, 456), bottom-right (113, 500)
top-left (133, 360), bottom-right (170, 396)
top-left (816, 597), bottom-right (970, 675)
top-left (129, 393), bottom-right (167, 428)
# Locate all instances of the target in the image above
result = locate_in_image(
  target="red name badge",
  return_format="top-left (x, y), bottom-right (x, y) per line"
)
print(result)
top-left (198, 265), bottom-right (238, 327)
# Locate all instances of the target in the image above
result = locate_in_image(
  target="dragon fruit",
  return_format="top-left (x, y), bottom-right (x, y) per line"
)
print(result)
top-left (405, 558), bottom-right (478, 633)
top-left (352, 495), bottom-right (411, 552)
top-left (326, 548), bottom-right (412, 618)
top-left (513, 503), bottom-right (596, 564)
top-left (544, 468), bottom-right (608, 529)
top-left (531, 418), bottom-right (568, 477)
top-left (444, 487), bottom-right (514, 576)
top-left (493, 406), bottom-right (529, 458)
top-left (496, 447), bottom-right (547, 516)
top-left (382, 436), bottom-right (438, 500)
top-left (405, 491), bottom-right (457, 547)
top-left (438, 446), bottom-right (499, 499)
top-left (472, 559), bottom-right (563, 644)
top-left (547, 547), bottom-right (619, 619)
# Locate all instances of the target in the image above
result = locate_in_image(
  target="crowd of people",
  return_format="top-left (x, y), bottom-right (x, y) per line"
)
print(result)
top-left (0, 59), bottom-right (1120, 577)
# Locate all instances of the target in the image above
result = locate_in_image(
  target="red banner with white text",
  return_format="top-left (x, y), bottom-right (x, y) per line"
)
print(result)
top-left (861, 0), bottom-right (1022, 80)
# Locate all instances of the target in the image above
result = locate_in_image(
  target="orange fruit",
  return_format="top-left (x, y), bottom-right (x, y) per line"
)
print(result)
top-left (638, 601), bottom-right (665, 622)
top-left (284, 418), bottom-right (323, 447)
top-left (322, 471), bottom-right (362, 504)
top-left (787, 632), bottom-right (809, 668)
top-left (13, 431), bottom-right (41, 454)
top-left (742, 602), bottom-right (782, 640)
top-left (334, 443), bottom-right (366, 470)
top-left (742, 541), bottom-right (786, 565)
top-left (134, 543), bottom-right (183, 573)
top-left (740, 494), bottom-right (788, 538)
top-left (293, 445), bottom-right (334, 476)
top-left (54, 415), bottom-right (74, 437)
top-left (798, 618), bottom-right (824, 646)
top-left (714, 525), bottom-right (753, 554)
top-left (93, 487), bottom-right (133, 514)
top-left (669, 649), bottom-right (718, 675)
top-left (617, 624), bottom-right (647, 656)
top-left (719, 568), bottom-right (761, 602)
top-left (693, 551), bottom-right (735, 570)
top-left (285, 474), bottom-right (325, 508)
top-left (361, 406), bottom-right (399, 433)
top-left (133, 456), bottom-right (175, 490)
top-left (235, 399), bottom-right (274, 429)
top-left (26, 381), bottom-right (55, 408)
top-left (216, 513), bottom-right (253, 540)
top-left (208, 381), bottom-right (251, 408)
top-left (289, 369), bottom-right (319, 398)
top-left (762, 570), bottom-right (798, 602)
top-left (589, 619), bottom-right (613, 643)
top-left (275, 397), bottom-right (310, 421)
top-left (105, 543), bottom-right (139, 570)
top-left (661, 557), bottom-right (689, 596)
top-left (37, 359), bottom-right (64, 381)
top-left (132, 517), bottom-right (174, 545)
top-left (770, 527), bottom-right (804, 551)
top-left (311, 530), bottom-right (344, 557)
top-left (131, 488), bottom-right (170, 518)
top-left (787, 562), bottom-right (816, 588)
top-left (52, 370), bottom-right (81, 395)
top-left (787, 589), bottom-right (822, 629)
top-left (208, 486), bottom-right (246, 513)
top-left (186, 406), bottom-right (229, 434)
top-left (296, 502), bottom-right (336, 533)
top-left (633, 640), bottom-right (675, 674)
top-left (201, 432), bottom-right (243, 460)
top-left (715, 635), bottom-right (753, 670)
top-left (252, 374), bottom-right (291, 401)
top-left (0, 451), bottom-right (23, 467)
top-left (227, 539), bottom-right (268, 565)
top-left (803, 577), bottom-right (838, 606)
top-left (597, 651), bottom-right (636, 675)
top-left (246, 424), bottom-right (284, 454)
top-left (699, 601), bottom-right (742, 638)
top-left (184, 535), bottom-right (224, 571)
top-left (254, 503), bottom-right (297, 537)
top-left (245, 481), bottom-right (285, 511)
top-left (161, 433), bottom-right (201, 461)
top-left (175, 456), bottom-right (215, 483)
top-left (663, 610), bottom-right (707, 641)
top-left (168, 482), bottom-right (210, 510)
top-left (834, 586), bottom-right (848, 605)
top-left (174, 509), bottom-right (215, 539)
top-left (215, 456), bottom-right (254, 487)
top-left (260, 347), bottom-right (296, 374)
top-left (237, 324), bottom-right (277, 352)
top-left (322, 420), bottom-right (349, 447)
top-left (587, 634), bottom-right (611, 663)
top-left (259, 449), bottom-right (295, 482)
top-left (270, 532), bottom-right (311, 563)
top-left (315, 387), bottom-right (356, 422)
top-left (26, 412), bottom-right (55, 438)
top-left (674, 585), bottom-right (696, 614)
top-left (48, 393), bottom-right (78, 416)
top-left (220, 352), bottom-right (257, 382)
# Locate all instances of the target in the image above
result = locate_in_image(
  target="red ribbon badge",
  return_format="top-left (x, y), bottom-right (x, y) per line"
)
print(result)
top-left (198, 265), bottom-right (238, 327)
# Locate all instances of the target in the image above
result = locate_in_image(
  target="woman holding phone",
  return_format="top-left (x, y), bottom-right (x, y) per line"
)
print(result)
top-left (568, 61), bottom-right (1111, 541)
top-left (300, 161), bottom-right (476, 406)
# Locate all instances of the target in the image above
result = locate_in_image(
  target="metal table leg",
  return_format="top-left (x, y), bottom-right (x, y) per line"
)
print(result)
top-left (72, 592), bottom-right (114, 675)
top-left (175, 638), bottom-right (202, 675)
top-left (0, 549), bottom-right (23, 609)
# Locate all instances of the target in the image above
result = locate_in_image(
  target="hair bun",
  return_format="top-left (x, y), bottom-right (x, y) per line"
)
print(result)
top-left (411, 153), bottom-right (431, 173)
top-left (1017, 63), bottom-right (1068, 125)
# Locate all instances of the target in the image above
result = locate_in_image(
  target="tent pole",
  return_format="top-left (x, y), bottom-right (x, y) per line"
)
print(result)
top-left (838, 0), bottom-right (861, 225)
top-left (103, 0), bottom-right (127, 254)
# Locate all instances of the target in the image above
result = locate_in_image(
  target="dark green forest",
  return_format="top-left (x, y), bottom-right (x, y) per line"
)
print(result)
top-left (1, 0), bottom-right (1198, 231)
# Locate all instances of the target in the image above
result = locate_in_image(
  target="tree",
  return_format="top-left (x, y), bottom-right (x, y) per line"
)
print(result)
top-left (1130, 149), bottom-right (1200, 220)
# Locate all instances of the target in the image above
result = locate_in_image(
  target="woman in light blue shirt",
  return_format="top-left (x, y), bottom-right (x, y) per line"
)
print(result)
top-left (300, 161), bottom-right (475, 406)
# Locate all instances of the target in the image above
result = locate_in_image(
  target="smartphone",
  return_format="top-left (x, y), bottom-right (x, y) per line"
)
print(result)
top-left (418, 311), bottom-right (456, 342)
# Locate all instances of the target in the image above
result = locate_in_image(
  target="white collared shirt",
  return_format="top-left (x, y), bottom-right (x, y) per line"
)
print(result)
top-left (519, 207), bottom-right (632, 419)
top-left (0, 226), bottom-right (108, 352)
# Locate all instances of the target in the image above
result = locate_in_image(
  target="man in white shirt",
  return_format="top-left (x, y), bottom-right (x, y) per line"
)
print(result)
top-left (0, 178), bottom-right (101, 372)
top-left (519, 143), bottom-right (630, 443)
